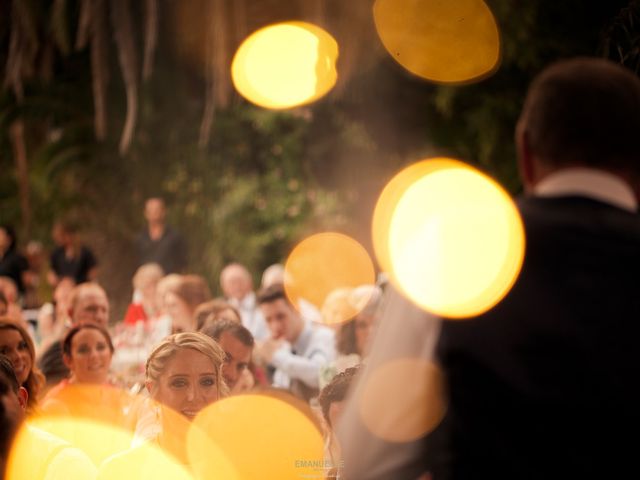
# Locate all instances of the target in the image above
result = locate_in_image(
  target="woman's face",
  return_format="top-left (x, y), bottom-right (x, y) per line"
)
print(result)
top-left (165, 292), bottom-right (194, 332)
top-left (65, 328), bottom-right (113, 384)
top-left (0, 328), bottom-right (32, 385)
top-left (150, 348), bottom-right (219, 421)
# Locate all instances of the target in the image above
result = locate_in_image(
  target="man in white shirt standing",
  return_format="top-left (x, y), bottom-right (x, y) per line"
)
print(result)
top-left (256, 284), bottom-right (335, 401)
top-left (220, 262), bottom-right (269, 341)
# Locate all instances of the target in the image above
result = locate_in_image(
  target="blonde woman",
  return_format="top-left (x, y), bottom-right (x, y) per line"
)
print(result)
top-left (100, 332), bottom-right (227, 476)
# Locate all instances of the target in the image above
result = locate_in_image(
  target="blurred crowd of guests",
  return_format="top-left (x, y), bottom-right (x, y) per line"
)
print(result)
top-left (0, 197), bottom-right (381, 479)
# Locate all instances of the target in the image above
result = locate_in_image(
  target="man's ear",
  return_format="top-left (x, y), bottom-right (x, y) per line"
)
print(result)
top-left (17, 386), bottom-right (28, 410)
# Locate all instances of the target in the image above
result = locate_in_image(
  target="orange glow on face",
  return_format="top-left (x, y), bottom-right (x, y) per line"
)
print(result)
top-left (232, 22), bottom-right (338, 109)
top-left (284, 232), bottom-right (376, 325)
top-left (373, 0), bottom-right (501, 84)
top-left (189, 394), bottom-right (324, 479)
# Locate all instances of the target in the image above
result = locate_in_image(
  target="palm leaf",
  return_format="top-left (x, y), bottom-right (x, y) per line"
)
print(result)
top-left (111, 0), bottom-right (139, 154)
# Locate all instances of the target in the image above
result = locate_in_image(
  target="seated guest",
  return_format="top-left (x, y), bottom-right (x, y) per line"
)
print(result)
top-left (0, 355), bottom-right (97, 480)
top-left (48, 219), bottom-right (98, 287)
top-left (220, 263), bottom-right (269, 341)
top-left (201, 319), bottom-right (255, 394)
top-left (37, 282), bottom-right (110, 390)
top-left (0, 225), bottom-right (28, 295)
top-left (0, 319), bottom-right (45, 413)
top-left (256, 284), bottom-right (335, 401)
top-left (319, 285), bottom-right (382, 388)
top-left (164, 275), bottom-right (211, 333)
top-left (318, 366), bottom-right (360, 480)
top-left (100, 333), bottom-right (226, 475)
top-left (123, 263), bottom-right (164, 325)
top-left (0, 277), bottom-right (24, 323)
top-left (195, 299), bottom-right (241, 331)
top-left (36, 277), bottom-right (75, 357)
top-left (260, 263), bottom-right (322, 323)
top-left (41, 324), bottom-right (132, 429)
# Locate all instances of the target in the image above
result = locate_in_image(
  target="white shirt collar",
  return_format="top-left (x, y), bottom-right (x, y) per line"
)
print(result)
top-left (533, 167), bottom-right (637, 212)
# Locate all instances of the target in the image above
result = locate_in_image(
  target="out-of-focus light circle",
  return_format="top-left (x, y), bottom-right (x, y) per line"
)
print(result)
top-left (284, 232), bottom-right (376, 325)
top-left (26, 415), bottom-right (133, 466)
top-left (7, 417), bottom-right (193, 480)
top-left (372, 158), bottom-right (460, 276)
top-left (189, 394), bottom-right (324, 479)
top-left (380, 159), bottom-right (525, 318)
top-left (373, 0), bottom-right (501, 83)
top-left (359, 358), bottom-right (446, 442)
top-left (232, 21), bottom-right (338, 109)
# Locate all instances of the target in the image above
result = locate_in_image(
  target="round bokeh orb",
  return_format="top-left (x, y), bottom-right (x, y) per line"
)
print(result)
top-left (189, 394), bottom-right (324, 479)
top-left (284, 232), bottom-right (376, 325)
top-left (359, 358), bottom-right (447, 442)
top-left (373, 158), bottom-right (525, 319)
top-left (373, 0), bottom-right (500, 84)
top-left (232, 21), bottom-right (338, 109)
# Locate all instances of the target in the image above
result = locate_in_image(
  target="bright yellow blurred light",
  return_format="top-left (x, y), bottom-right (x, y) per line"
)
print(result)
top-left (372, 158), bottom-right (461, 276)
top-left (232, 22), bottom-right (338, 109)
top-left (97, 434), bottom-right (195, 480)
top-left (378, 159), bottom-right (525, 318)
top-left (373, 0), bottom-right (500, 83)
top-left (24, 416), bottom-right (133, 466)
top-left (359, 358), bottom-right (446, 442)
top-left (284, 232), bottom-right (376, 325)
top-left (189, 394), bottom-right (324, 479)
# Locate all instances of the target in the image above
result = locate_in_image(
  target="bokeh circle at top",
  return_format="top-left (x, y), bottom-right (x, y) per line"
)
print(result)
top-left (232, 21), bottom-right (338, 109)
top-left (373, 0), bottom-right (501, 84)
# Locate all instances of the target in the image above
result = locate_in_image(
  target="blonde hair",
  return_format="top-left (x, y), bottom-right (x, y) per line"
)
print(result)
top-left (145, 332), bottom-right (228, 397)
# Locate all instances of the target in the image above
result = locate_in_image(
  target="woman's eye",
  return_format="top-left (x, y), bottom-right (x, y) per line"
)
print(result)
top-left (200, 377), bottom-right (215, 387)
top-left (77, 345), bottom-right (90, 354)
top-left (18, 341), bottom-right (28, 351)
top-left (171, 379), bottom-right (187, 388)
top-left (96, 343), bottom-right (107, 351)
top-left (0, 347), bottom-right (7, 355)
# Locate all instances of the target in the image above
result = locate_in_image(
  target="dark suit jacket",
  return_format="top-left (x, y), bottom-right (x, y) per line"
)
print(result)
top-left (435, 195), bottom-right (640, 479)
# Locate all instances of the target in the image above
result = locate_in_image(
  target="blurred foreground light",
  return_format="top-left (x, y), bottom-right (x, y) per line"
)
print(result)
top-left (284, 232), bottom-right (376, 325)
top-left (190, 394), bottom-right (324, 479)
top-left (359, 359), bottom-right (446, 442)
top-left (373, 0), bottom-right (500, 83)
top-left (232, 22), bottom-right (338, 109)
top-left (7, 418), bottom-right (192, 480)
top-left (373, 158), bottom-right (525, 318)
top-left (26, 415), bottom-right (133, 466)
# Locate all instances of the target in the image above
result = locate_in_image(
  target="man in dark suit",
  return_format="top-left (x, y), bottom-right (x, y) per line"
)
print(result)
top-left (339, 58), bottom-right (640, 479)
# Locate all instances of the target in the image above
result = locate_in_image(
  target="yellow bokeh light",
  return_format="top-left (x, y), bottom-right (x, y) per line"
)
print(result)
top-left (373, 0), bottom-right (500, 83)
top-left (98, 434), bottom-right (195, 480)
top-left (189, 394), bottom-right (324, 479)
top-left (372, 158), bottom-right (461, 276)
top-left (232, 22), bottom-right (338, 109)
top-left (376, 159), bottom-right (525, 318)
top-left (25, 416), bottom-right (133, 466)
top-left (284, 232), bottom-right (376, 325)
top-left (359, 358), bottom-right (446, 442)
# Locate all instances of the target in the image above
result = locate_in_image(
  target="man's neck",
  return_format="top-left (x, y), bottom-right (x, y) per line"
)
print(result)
top-left (148, 223), bottom-right (165, 240)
